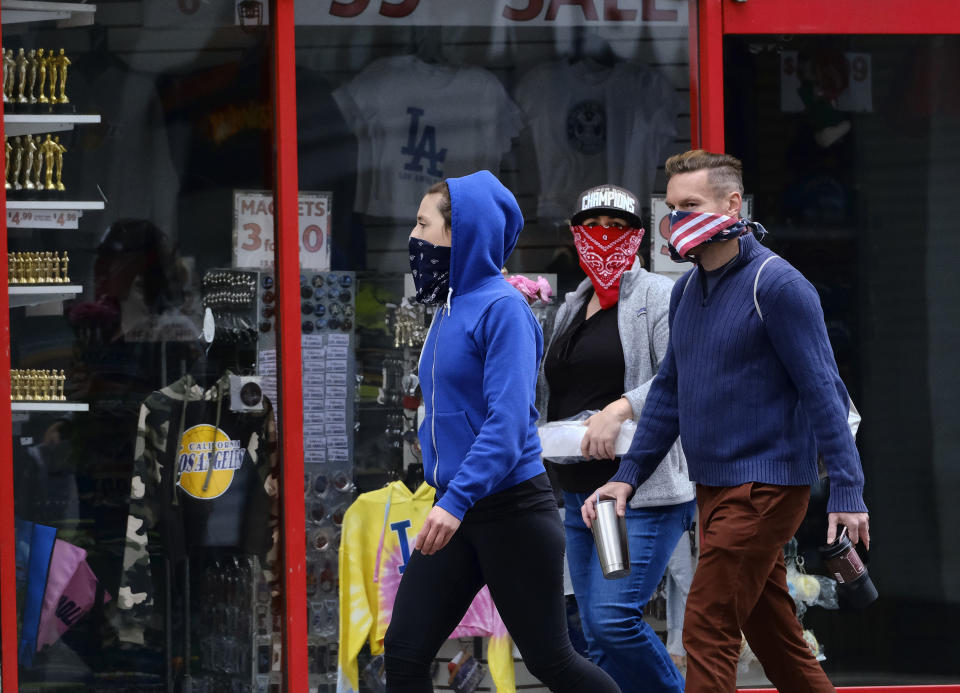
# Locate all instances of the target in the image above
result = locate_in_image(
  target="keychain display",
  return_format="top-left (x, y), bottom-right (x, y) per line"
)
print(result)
top-left (202, 269), bottom-right (260, 344)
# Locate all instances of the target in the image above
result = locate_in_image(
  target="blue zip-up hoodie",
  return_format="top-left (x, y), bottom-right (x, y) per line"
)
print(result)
top-left (418, 170), bottom-right (546, 521)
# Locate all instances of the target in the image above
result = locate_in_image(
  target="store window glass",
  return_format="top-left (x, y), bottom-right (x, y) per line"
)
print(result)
top-left (724, 34), bottom-right (960, 685)
top-left (290, 1), bottom-right (692, 689)
top-left (5, 2), bottom-right (284, 690)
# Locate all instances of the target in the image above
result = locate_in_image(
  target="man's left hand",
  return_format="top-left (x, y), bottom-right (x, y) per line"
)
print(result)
top-left (414, 506), bottom-right (461, 556)
top-left (827, 512), bottom-right (870, 549)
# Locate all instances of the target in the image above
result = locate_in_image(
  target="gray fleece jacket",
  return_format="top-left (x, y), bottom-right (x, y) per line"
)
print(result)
top-left (540, 261), bottom-right (696, 509)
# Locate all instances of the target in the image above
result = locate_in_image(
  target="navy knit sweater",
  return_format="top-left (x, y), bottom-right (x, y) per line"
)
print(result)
top-left (611, 234), bottom-right (867, 514)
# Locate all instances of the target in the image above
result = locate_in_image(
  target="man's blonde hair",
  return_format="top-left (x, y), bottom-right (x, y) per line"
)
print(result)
top-left (665, 150), bottom-right (744, 199)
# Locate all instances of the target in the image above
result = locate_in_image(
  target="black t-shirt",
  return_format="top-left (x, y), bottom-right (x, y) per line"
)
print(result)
top-left (543, 300), bottom-right (625, 493)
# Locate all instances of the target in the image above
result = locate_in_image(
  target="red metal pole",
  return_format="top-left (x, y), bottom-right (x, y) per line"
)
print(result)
top-left (0, 12), bottom-right (21, 690)
top-left (270, 0), bottom-right (309, 689)
top-left (687, 0), bottom-right (701, 149)
top-left (698, 0), bottom-right (725, 152)
top-left (723, 0), bottom-right (960, 34)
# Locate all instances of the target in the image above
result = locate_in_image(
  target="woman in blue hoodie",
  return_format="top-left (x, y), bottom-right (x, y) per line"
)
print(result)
top-left (384, 171), bottom-right (619, 693)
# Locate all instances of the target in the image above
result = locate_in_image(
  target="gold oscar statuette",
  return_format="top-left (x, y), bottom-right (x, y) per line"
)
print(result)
top-left (11, 135), bottom-right (24, 191)
top-left (27, 49), bottom-right (38, 104)
top-left (4, 136), bottom-right (11, 190)
top-left (23, 133), bottom-right (38, 191)
top-left (41, 134), bottom-right (57, 191)
top-left (54, 136), bottom-right (66, 191)
top-left (36, 48), bottom-right (48, 105)
top-left (32, 135), bottom-right (44, 191)
top-left (15, 47), bottom-right (27, 104)
top-left (56, 49), bottom-right (71, 104)
top-left (47, 49), bottom-right (58, 105)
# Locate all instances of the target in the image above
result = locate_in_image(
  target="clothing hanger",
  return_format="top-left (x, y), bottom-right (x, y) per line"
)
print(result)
top-left (403, 463), bottom-right (424, 492)
top-left (412, 27), bottom-right (448, 66)
top-left (568, 28), bottom-right (618, 69)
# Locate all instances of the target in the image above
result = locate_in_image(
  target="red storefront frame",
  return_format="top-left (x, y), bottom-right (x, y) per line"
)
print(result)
top-left (693, 0), bottom-right (960, 690)
top-left (2, 1), bottom-right (959, 691)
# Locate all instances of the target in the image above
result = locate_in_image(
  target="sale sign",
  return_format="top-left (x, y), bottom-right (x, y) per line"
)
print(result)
top-left (227, 0), bottom-right (686, 27)
top-left (233, 190), bottom-right (332, 271)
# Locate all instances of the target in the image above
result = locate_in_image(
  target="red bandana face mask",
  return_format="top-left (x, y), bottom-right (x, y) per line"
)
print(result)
top-left (570, 225), bottom-right (645, 309)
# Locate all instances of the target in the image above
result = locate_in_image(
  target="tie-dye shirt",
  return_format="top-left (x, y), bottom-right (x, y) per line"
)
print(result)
top-left (337, 481), bottom-right (515, 693)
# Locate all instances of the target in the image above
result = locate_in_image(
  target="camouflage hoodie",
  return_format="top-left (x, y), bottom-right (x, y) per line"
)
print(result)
top-left (116, 373), bottom-right (278, 644)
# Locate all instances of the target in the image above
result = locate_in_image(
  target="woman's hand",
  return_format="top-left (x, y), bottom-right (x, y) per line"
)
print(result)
top-left (414, 506), bottom-right (462, 555)
top-left (580, 397), bottom-right (634, 460)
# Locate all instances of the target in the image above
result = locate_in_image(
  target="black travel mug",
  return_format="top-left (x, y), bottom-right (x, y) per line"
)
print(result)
top-left (819, 527), bottom-right (878, 608)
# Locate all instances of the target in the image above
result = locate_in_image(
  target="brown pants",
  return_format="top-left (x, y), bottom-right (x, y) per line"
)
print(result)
top-left (682, 483), bottom-right (835, 693)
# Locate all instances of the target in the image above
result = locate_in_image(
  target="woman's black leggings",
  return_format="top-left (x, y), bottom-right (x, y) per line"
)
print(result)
top-left (383, 501), bottom-right (621, 692)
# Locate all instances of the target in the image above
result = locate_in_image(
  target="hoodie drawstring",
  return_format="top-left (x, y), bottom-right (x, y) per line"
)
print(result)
top-left (445, 287), bottom-right (453, 315)
top-left (172, 377), bottom-right (191, 506)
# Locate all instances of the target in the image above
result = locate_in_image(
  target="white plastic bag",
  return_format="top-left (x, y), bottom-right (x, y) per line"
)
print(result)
top-left (537, 410), bottom-right (637, 463)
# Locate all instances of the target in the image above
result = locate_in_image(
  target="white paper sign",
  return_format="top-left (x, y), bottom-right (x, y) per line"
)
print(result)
top-left (650, 195), bottom-right (752, 278)
top-left (781, 52), bottom-right (873, 113)
top-left (233, 190), bottom-right (332, 271)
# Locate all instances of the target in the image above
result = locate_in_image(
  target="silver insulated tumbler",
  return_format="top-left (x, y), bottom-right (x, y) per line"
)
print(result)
top-left (591, 498), bottom-right (631, 579)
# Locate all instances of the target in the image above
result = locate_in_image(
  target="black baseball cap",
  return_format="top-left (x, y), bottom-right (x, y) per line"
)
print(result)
top-left (570, 184), bottom-right (642, 228)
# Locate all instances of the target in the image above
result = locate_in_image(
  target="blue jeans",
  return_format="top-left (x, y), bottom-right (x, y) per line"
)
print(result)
top-left (564, 492), bottom-right (696, 693)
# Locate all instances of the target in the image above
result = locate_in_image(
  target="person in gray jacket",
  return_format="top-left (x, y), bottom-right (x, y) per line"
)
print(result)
top-left (541, 184), bottom-right (696, 693)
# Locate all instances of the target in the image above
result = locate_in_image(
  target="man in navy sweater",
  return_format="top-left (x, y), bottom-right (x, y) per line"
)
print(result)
top-left (582, 150), bottom-right (869, 692)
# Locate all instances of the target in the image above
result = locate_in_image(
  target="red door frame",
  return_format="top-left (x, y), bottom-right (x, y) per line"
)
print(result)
top-left (692, 0), bottom-right (960, 690)
top-left (0, 12), bottom-right (17, 690)
top-left (271, 0), bottom-right (310, 689)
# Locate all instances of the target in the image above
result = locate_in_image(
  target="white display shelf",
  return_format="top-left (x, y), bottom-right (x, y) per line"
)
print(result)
top-left (11, 401), bottom-right (89, 412)
top-left (1, 1), bottom-right (97, 27)
top-left (6, 200), bottom-right (104, 211)
top-left (8, 284), bottom-right (82, 308)
top-left (4, 114), bottom-right (102, 138)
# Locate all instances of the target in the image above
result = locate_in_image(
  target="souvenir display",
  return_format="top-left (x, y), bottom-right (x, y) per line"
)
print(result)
top-left (3, 133), bottom-right (68, 196)
top-left (7, 251), bottom-right (70, 284)
top-left (9, 369), bottom-right (66, 401)
top-left (1, 45), bottom-right (72, 112)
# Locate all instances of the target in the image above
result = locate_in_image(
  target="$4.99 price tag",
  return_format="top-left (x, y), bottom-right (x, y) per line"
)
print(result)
top-left (7, 209), bottom-right (80, 229)
top-left (233, 190), bottom-right (332, 271)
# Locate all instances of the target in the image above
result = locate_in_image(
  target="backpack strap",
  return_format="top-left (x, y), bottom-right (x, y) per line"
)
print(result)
top-left (681, 269), bottom-right (696, 297)
top-left (753, 255), bottom-right (779, 322)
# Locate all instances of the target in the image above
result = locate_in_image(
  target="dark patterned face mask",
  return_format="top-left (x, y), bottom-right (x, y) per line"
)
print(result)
top-left (409, 237), bottom-right (451, 305)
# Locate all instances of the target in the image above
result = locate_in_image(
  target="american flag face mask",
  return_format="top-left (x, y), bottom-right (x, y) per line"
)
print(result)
top-left (667, 210), bottom-right (767, 262)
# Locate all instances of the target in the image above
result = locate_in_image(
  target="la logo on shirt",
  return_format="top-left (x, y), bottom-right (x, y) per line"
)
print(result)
top-left (400, 106), bottom-right (447, 179)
